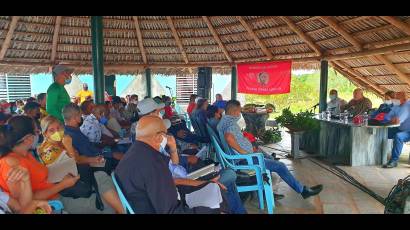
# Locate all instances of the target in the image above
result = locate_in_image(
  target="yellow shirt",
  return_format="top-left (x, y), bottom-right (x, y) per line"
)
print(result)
top-left (40, 107), bottom-right (48, 119)
top-left (76, 90), bottom-right (94, 103)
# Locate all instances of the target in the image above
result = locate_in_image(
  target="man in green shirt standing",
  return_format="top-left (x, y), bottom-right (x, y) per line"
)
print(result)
top-left (46, 65), bottom-right (74, 122)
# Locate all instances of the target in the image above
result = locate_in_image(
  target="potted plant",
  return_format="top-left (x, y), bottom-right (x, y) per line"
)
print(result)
top-left (275, 107), bottom-right (319, 158)
top-left (258, 127), bottom-right (282, 144)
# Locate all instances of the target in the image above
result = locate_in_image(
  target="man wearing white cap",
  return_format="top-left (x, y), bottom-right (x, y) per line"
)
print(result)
top-left (46, 65), bottom-right (74, 122)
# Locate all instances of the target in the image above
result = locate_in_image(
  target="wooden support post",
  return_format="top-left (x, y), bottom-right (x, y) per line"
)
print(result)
top-left (91, 16), bottom-right (105, 105)
top-left (146, 68), bottom-right (152, 98)
top-left (231, 66), bottom-right (237, 100)
top-left (319, 60), bottom-right (329, 112)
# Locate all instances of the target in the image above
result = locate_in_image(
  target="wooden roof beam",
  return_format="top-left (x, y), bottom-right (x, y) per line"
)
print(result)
top-left (133, 16), bottom-right (148, 65)
top-left (166, 16), bottom-right (189, 64)
top-left (319, 16), bottom-right (362, 51)
top-left (331, 61), bottom-right (383, 97)
top-left (280, 16), bottom-right (322, 56)
top-left (333, 60), bottom-right (386, 94)
top-left (202, 16), bottom-right (233, 63)
top-left (0, 16), bottom-right (20, 60)
top-left (375, 54), bottom-right (410, 85)
top-left (51, 16), bottom-right (62, 62)
top-left (380, 16), bottom-right (410, 36)
top-left (325, 43), bottom-right (410, 61)
top-left (236, 16), bottom-right (273, 59)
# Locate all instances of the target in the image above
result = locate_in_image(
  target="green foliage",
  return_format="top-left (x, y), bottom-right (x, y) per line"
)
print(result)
top-left (276, 107), bottom-right (319, 132)
top-left (244, 68), bottom-right (383, 118)
top-left (259, 127), bottom-right (282, 144)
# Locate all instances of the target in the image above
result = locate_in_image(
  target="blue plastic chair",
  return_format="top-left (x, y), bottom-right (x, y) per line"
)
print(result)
top-left (48, 200), bottom-right (64, 214)
top-left (206, 125), bottom-right (274, 214)
top-left (111, 172), bottom-right (135, 214)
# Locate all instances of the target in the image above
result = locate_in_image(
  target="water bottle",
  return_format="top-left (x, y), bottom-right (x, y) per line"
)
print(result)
top-left (326, 109), bottom-right (331, 121)
top-left (363, 112), bottom-right (368, 126)
top-left (344, 110), bottom-right (349, 124)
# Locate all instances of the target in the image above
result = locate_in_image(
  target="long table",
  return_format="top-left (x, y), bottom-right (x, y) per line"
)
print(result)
top-left (301, 118), bottom-right (397, 166)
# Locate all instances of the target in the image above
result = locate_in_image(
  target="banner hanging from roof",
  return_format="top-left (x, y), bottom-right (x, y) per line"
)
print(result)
top-left (237, 60), bottom-right (292, 95)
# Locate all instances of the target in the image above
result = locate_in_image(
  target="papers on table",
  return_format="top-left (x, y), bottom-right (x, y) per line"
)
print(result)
top-left (185, 183), bottom-right (222, 209)
top-left (47, 151), bottom-right (78, 183)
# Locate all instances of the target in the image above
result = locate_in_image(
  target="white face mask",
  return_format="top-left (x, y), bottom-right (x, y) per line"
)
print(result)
top-left (160, 135), bottom-right (167, 151)
top-left (384, 100), bottom-right (392, 105)
top-left (392, 99), bottom-right (401, 106)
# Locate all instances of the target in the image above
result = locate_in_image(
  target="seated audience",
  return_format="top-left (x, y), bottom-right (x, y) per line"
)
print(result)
top-left (23, 102), bottom-right (41, 122)
top-left (163, 96), bottom-right (174, 119)
top-left (207, 105), bottom-right (222, 132)
top-left (37, 93), bottom-right (48, 119)
top-left (213, 94), bottom-right (227, 112)
top-left (384, 92), bottom-right (410, 168)
top-left (191, 98), bottom-right (209, 126)
top-left (370, 91), bottom-right (397, 123)
top-left (187, 94), bottom-right (197, 115)
top-left (63, 103), bottom-right (122, 168)
top-left (326, 89), bottom-right (347, 115)
top-left (341, 88), bottom-right (372, 116)
top-left (115, 115), bottom-right (220, 214)
top-left (110, 96), bottom-right (130, 128)
top-left (218, 100), bottom-right (323, 199)
top-left (14, 100), bottom-right (24, 114)
top-left (0, 116), bottom-right (123, 213)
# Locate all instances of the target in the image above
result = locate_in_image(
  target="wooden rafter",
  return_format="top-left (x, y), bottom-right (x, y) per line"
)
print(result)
top-left (51, 16), bottom-right (62, 62)
top-left (0, 16), bottom-right (20, 60)
top-left (325, 43), bottom-right (410, 61)
top-left (166, 16), bottom-right (189, 64)
top-left (132, 16), bottom-right (147, 65)
top-left (280, 16), bottom-right (322, 56)
top-left (236, 16), bottom-right (273, 59)
top-left (202, 16), bottom-right (233, 63)
top-left (333, 60), bottom-right (386, 94)
top-left (319, 16), bottom-right (362, 51)
top-left (380, 16), bottom-right (410, 36)
top-left (331, 62), bottom-right (383, 97)
top-left (375, 54), bottom-right (410, 85)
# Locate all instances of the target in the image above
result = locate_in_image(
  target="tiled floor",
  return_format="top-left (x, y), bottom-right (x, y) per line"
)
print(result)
top-left (244, 131), bottom-right (410, 214)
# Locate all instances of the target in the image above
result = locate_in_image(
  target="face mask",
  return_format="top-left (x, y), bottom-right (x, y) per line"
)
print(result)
top-left (99, 116), bottom-right (108, 125)
top-left (64, 78), bottom-right (72, 85)
top-left (50, 130), bottom-right (64, 142)
top-left (160, 135), bottom-right (167, 151)
top-left (30, 134), bottom-right (39, 150)
top-left (159, 110), bottom-right (165, 118)
top-left (392, 99), bottom-right (401, 106)
top-left (384, 100), bottom-right (392, 105)
top-left (329, 95), bottom-right (337, 100)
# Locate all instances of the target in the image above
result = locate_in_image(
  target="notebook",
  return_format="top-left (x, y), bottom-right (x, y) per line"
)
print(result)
top-left (186, 163), bottom-right (216, 180)
top-left (47, 151), bottom-right (78, 183)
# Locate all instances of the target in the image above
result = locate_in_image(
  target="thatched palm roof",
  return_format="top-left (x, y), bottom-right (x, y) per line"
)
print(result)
top-left (1, 16), bottom-right (410, 96)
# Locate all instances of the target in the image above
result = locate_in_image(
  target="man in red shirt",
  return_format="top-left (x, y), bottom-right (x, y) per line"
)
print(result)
top-left (187, 94), bottom-right (197, 115)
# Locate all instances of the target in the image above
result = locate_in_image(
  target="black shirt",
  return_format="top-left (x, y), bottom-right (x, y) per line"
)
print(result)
top-left (115, 140), bottom-right (214, 214)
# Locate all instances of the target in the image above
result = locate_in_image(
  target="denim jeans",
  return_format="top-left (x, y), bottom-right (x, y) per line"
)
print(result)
top-left (254, 157), bottom-right (304, 194)
top-left (218, 169), bottom-right (247, 214)
top-left (388, 127), bottom-right (410, 162)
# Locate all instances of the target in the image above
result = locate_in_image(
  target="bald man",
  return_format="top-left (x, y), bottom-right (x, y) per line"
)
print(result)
top-left (341, 88), bottom-right (372, 116)
top-left (384, 92), bottom-right (410, 168)
top-left (115, 115), bottom-right (218, 214)
top-left (77, 83), bottom-right (94, 104)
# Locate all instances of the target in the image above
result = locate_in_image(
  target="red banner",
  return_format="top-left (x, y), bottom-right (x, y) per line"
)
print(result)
top-left (237, 60), bottom-right (292, 95)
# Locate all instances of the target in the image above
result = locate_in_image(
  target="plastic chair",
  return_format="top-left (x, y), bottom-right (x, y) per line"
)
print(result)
top-left (207, 126), bottom-right (274, 214)
top-left (111, 172), bottom-right (135, 214)
top-left (48, 200), bottom-right (64, 214)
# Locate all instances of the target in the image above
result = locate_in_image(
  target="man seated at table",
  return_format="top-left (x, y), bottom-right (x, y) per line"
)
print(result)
top-left (327, 89), bottom-right (347, 115)
top-left (341, 88), bottom-right (372, 116)
top-left (383, 92), bottom-right (410, 168)
top-left (218, 99), bottom-right (323, 199)
top-left (115, 115), bottom-right (220, 214)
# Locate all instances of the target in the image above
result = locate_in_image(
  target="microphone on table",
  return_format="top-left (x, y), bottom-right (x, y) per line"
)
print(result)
top-left (312, 103), bottom-right (320, 109)
top-left (166, 86), bottom-right (172, 89)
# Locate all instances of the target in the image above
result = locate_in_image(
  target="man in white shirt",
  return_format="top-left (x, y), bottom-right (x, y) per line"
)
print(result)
top-left (327, 89), bottom-right (347, 115)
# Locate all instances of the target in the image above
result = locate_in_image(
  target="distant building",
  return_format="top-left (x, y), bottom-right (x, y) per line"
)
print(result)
top-left (0, 74), bottom-right (31, 102)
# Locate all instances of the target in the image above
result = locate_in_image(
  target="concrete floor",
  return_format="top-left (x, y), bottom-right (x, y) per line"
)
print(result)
top-left (245, 131), bottom-right (410, 214)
